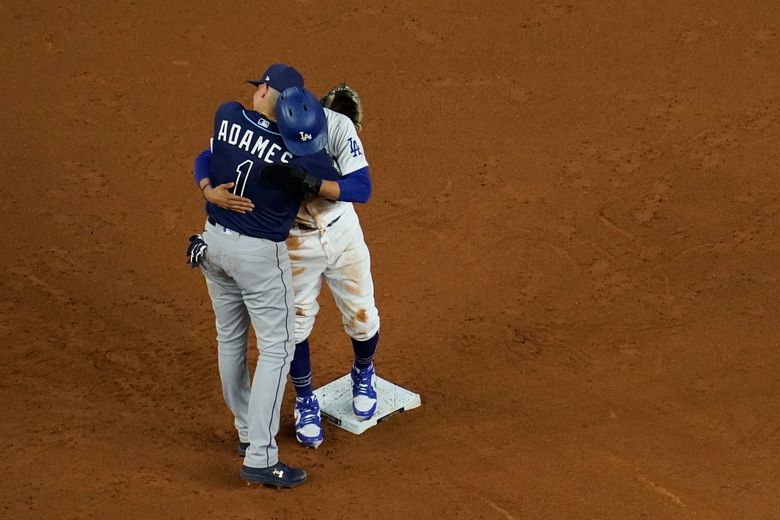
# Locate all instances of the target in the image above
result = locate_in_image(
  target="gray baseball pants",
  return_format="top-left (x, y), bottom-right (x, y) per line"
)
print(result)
top-left (199, 221), bottom-right (295, 469)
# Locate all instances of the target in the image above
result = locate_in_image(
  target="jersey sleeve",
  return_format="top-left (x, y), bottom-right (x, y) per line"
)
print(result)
top-left (193, 148), bottom-right (213, 186)
top-left (325, 109), bottom-right (369, 176)
top-left (337, 166), bottom-right (371, 203)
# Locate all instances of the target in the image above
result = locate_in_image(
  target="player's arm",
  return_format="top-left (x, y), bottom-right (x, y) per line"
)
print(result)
top-left (289, 149), bottom-right (371, 203)
top-left (318, 179), bottom-right (340, 200)
top-left (323, 111), bottom-right (371, 202)
top-left (318, 166), bottom-right (371, 203)
top-left (193, 148), bottom-right (254, 213)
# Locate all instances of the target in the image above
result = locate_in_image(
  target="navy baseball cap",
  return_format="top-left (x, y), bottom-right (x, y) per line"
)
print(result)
top-left (248, 64), bottom-right (304, 92)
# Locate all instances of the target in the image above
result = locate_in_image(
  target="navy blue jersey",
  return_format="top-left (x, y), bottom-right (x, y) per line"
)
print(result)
top-left (207, 102), bottom-right (302, 241)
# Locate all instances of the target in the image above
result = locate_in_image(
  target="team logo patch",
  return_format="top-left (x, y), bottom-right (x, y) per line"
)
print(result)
top-left (348, 137), bottom-right (362, 157)
top-left (258, 118), bottom-right (270, 128)
top-left (299, 131), bottom-right (312, 141)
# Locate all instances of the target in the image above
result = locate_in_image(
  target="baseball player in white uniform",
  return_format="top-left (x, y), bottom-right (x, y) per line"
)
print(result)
top-left (286, 105), bottom-right (380, 448)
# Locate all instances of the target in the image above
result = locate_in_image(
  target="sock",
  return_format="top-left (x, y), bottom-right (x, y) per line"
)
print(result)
top-left (352, 331), bottom-right (379, 371)
top-left (290, 339), bottom-right (313, 397)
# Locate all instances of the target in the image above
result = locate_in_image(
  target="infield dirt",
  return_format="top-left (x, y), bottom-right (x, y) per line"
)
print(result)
top-left (1, 1), bottom-right (778, 518)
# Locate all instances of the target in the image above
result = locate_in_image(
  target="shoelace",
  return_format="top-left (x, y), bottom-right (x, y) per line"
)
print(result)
top-left (296, 399), bottom-right (320, 427)
top-left (353, 370), bottom-right (376, 397)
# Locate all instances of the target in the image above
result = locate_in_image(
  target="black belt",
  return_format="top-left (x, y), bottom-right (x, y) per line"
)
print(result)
top-left (292, 222), bottom-right (317, 231)
top-left (292, 215), bottom-right (341, 231)
top-left (208, 216), bottom-right (238, 235)
top-left (208, 215), bottom-right (341, 233)
top-left (207, 216), bottom-right (282, 241)
top-left (207, 216), bottom-right (239, 234)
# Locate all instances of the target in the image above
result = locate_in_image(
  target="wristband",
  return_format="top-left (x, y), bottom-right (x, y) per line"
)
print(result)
top-left (201, 183), bottom-right (212, 200)
top-left (303, 174), bottom-right (322, 194)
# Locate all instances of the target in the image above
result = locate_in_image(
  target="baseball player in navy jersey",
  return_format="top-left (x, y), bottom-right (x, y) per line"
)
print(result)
top-left (200, 86), bottom-right (380, 449)
top-left (188, 64), bottom-right (337, 488)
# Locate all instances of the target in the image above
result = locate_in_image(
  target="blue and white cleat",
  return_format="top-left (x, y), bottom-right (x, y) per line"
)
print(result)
top-left (294, 395), bottom-right (324, 448)
top-left (350, 364), bottom-right (378, 419)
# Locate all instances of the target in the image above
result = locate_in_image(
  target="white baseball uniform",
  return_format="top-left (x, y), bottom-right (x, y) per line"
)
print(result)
top-left (287, 108), bottom-right (380, 343)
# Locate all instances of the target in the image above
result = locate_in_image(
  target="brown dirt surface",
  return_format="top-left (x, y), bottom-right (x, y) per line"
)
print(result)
top-left (2, 1), bottom-right (779, 518)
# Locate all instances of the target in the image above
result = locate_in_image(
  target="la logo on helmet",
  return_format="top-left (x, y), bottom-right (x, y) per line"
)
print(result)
top-left (299, 132), bottom-right (312, 141)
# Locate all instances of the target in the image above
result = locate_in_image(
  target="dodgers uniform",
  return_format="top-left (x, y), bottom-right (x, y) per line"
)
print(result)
top-left (288, 108), bottom-right (379, 344)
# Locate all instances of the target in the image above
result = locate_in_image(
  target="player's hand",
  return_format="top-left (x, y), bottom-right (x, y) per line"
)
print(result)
top-left (261, 164), bottom-right (322, 194)
top-left (204, 183), bottom-right (255, 213)
top-left (186, 234), bottom-right (208, 268)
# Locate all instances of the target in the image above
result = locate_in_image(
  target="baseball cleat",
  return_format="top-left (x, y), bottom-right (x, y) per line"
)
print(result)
top-left (294, 395), bottom-right (324, 448)
top-left (237, 441), bottom-right (250, 457)
top-left (241, 461), bottom-right (307, 489)
top-left (351, 364), bottom-right (378, 419)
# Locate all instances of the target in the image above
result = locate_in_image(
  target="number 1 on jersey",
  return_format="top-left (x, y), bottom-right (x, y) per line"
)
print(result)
top-left (234, 159), bottom-right (253, 197)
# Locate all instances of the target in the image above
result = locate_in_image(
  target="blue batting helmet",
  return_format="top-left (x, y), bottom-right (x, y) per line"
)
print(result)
top-left (276, 87), bottom-right (328, 156)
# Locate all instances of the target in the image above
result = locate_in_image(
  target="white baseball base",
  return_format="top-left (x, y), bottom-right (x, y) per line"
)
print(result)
top-left (313, 374), bottom-right (421, 435)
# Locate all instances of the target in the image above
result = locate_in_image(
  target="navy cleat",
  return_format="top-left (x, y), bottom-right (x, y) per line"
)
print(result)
top-left (351, 364), bottom-right (378, 419)
top-left (241, 462), bottom-right (307, 489)
top-left (294, 395), bottom-right (324, 448)
top-left (237, 441), bottom-right (250, 457)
